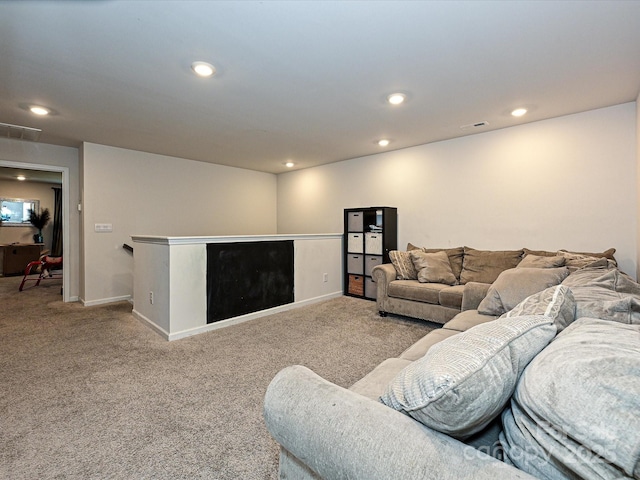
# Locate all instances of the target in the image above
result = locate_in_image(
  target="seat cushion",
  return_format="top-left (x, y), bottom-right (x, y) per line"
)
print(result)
top-left (439, 285), bottom-right (464, 309)
top-left (388, 280), bottom-right (448, 304)
top-left (399, 328), bottom-right (461, 361)
top-left (349, 357), bottom-right (412, 400)
top-left (443, 309), bottom-right (498, 332)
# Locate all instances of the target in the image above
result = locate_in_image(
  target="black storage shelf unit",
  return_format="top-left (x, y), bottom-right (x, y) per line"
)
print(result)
top-left (344, 207), bottom-right (397, 300)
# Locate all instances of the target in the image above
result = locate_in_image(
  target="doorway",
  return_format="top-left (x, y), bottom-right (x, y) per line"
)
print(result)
top-left (0, 162), bottom-right (71, 302)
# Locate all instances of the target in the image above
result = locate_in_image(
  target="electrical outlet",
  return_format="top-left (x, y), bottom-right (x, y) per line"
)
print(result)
top-left (149, 291), bottom-right (154, 304)
top-left (323, 273), bottom-right (328, 283)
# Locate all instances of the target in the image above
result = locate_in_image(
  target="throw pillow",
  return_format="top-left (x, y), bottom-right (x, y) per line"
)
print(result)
top-left (501, 285), bottom-right (576, 332)
top-left (459, 247), bottom-right (524, 284)
top-left (477, 267), bottom-right (570, 316)
top-left (409, 250), bottom-right (457, 285)
top-left (407, 243), bottom-right (464, 281)
top-left (500, 318), bottom-right (640, 480)
top-left (389, 250), bottom-right (417, 280)
top-left (517, 254), bottom-right (566, 269)
top-left (380, 315), bottom-right (557, 439)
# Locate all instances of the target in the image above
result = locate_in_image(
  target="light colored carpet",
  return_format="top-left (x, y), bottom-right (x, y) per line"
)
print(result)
top-left (1, 274), bottom-right (434, 479)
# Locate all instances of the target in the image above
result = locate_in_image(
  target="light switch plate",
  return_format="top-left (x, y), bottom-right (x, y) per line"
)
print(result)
top-left (94, 223), bottom-right (113, 233)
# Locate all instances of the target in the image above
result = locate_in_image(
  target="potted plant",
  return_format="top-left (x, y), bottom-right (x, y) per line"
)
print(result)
top-left (28, 208), bottom-right (50, 244)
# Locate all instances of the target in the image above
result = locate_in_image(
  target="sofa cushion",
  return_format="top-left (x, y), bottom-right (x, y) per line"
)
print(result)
top-left (380, 315), bottom-right (556, 439)
top-left (399, 328), bottom-right (460, 362)
top-left (438, 285), bottom-right (464, 309)
top-left (522, 248), bottom-right (557, 257)
top-left (443, 309), bottom-right (498, 332)
top-left (409, 250), bottom-right (458, 285)
top-left (389, 250), bottom-right (417, 280)
top-left (500, 318), bottom-right (640, 480)
top-left (410, 250), bottom-right (458, 285)
top-left (517, 254), bottom-right (565, 268)
top-left (349, 357), bottom-right (412, 400)
top-left (477, 267), bottom-right (570, 316)
top-left (387, 280), bottom-right (449, 304)
top-left (459, 247), bottom-right (524, 285)
top-left (501, 285), bottom-right (576, 332)
top-left (563, 267), bottom-right (640, 324)
top-left (408, 243), bottom-right (464, 281)
top-left (559, 247), bottom-right (617, 260)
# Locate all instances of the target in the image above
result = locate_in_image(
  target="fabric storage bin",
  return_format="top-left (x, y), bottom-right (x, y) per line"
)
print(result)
top-left (347, 233), bottom-right (364, 253)
top-left (347, 254), bottom-right (364, 274)
top-left (347, 211), bottom-right (364, 232)
top-left (365, 255), bottom-right (382, 276)
top-left (365, 232), bottom-right (383, 255)
top-left (348, 275), bottom-right (364, 296)
top-left (365, 277), bottom-right (376, 299)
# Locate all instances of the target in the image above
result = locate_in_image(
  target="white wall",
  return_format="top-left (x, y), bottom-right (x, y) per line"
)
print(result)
top-left (81, 143), bottom-right (278, 305)
top-left (0, 139), bottom-right (80, 299)
top-left (278, 103), bottom-right (638, 277)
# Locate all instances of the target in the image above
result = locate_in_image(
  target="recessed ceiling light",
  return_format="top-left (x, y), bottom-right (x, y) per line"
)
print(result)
top-left (191, 61), bottom-right (216, 77)
top-left (29, 106), bottom-right (50, 116)
top-left (378, 139), bottom-right (390, 147)
top-left (284, 161), bottom-right (295, 168)
top-left (511, 108), bottom-right (527, 117)
top-left (17, 175), bottom-right (26, 181)
top-left (387, 93), bottom-right (406, 105)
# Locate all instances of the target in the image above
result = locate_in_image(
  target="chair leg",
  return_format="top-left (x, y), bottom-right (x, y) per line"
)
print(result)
top-left (19, 261), bottom-right (43, 292)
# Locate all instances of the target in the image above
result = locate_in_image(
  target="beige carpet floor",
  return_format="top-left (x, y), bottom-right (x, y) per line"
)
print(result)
top-left (0, 274), bottom-right (434, 479)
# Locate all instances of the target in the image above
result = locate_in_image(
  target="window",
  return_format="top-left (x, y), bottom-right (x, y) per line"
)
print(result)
top-left (0, 198), bottom-right (39, 226)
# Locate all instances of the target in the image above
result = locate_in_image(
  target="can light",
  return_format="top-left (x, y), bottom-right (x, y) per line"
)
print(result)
top-left (284, 161), bottom-right (295, 168)
top-left (387, 93), bottom-right (406, 105)
top-left (191, 61), bottom-right (216, 77)
top-left (511, 108), bottom-right (528, 117)
top-left (17, 175), bottom-right (26, 181)
top-left (30, 106), bottom-right (50, 116)
top-left (378, 139), bottom-right (390, 147)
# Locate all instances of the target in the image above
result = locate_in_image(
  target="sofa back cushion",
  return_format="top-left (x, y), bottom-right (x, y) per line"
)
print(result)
top-left (477, 267), bottom-right (570, 316)
top-left (459, 247), bottom-right (524, 285)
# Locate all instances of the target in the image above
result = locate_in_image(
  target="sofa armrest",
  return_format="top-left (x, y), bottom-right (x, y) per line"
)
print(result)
top-left (371, 263), bottom-right (396, 305)
top-left (264, 365), bottom-right (534, 480)
top-left (372, 263), bottom-right (397, 285)
top-left (461, 282), bottom-right (492, 311)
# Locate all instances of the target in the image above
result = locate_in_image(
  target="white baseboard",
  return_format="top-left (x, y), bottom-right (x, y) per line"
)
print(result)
top-left (137, 290), bottom-right (343, 341)
top-left (81, 295), bottom-right (132, 307)
top-left (132, 309), bottom-right (170, 340)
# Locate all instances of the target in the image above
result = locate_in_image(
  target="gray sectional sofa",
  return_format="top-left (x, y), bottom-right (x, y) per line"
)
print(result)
top-left (264, 246), bottom-right (640, 479)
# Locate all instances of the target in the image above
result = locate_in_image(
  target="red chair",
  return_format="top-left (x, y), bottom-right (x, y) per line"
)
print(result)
top-left (19, 255), bottom-right (63, 291)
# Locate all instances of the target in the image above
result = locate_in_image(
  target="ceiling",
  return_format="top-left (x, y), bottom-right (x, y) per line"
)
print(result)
top-left (1, 1), bottom-right (639, 174)
top-left (0, 167), bottom-right (62, 185)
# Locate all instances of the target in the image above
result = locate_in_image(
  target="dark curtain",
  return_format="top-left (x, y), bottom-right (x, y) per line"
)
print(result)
top-left (51, 187), bottom-right (63, 257)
